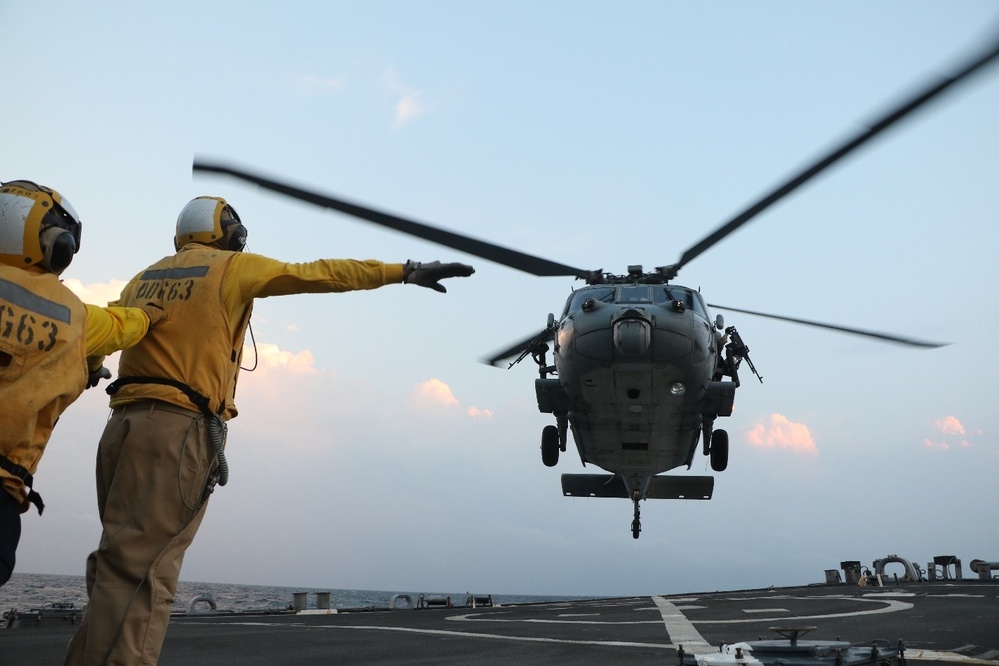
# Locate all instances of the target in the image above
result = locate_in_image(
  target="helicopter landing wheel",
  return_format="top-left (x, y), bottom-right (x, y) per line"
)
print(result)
top-left (541, 425), bottom-right (559, 467)
top-left (631, 495), bottom-right (641, 539)
top-left (710, 429), bottom-right (729, 472)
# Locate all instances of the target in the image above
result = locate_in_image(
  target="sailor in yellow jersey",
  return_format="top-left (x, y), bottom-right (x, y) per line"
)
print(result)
top-left (65, 195), bottom-right (474, 665)
top-left (0, 180), bottom-right (158, 587)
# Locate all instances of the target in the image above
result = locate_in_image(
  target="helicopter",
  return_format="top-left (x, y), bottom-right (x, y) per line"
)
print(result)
top-left (194, 28), bottom-right (999, 539)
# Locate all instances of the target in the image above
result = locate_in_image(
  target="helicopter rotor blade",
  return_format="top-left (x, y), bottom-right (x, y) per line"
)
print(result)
top-left (193, 159), bottom-right (592, 280)
top-left (662, 29), bottom-right (999, 281)
top-left (483, 327), bottom-right (556, 367)
top-left (708, 303), bottom-right (949, 348)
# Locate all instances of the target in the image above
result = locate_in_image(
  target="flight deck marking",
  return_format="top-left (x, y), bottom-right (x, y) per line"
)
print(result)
top-left (195, 595), bottom-right (908, 655)
top-left (695, 596), bottom-right (913, 625)
top-left (653, 596), bottom-right (714, 654)
top-left (182, 621), bottom-right (999, 663)
top-left (907, 651), bottom-right (999, 665)
top-left (439, 595), bottom-right (912, 627)
top-left (450, 615), bottom-right (661, 625)
top-left (220, 621), bottom-right (673, 650)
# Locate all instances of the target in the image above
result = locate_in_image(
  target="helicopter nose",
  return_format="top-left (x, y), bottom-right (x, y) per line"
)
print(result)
top-left (614, 319), bottom-right (651, 356)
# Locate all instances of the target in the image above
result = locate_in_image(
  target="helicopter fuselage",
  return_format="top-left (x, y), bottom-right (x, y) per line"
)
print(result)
top-left (536, 282), bottom-right (737, 502)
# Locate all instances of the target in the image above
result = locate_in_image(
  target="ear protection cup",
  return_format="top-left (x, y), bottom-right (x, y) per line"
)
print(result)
top-left (39, 225), bottom-right (77, 274)
top-left (225, 223), bottom-right (247, 252)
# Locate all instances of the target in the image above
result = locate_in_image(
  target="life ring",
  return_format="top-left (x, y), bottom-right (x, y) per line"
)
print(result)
top-left (389, 594), bottom-right (414, 610)
top-left (873, 555), bottom-right (920, 582)
top-left (187, 594), bottom-right (218, 615)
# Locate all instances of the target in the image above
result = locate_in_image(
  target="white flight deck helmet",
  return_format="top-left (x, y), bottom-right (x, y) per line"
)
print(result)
top-left (174, 196), bottom-right (247, 252)
top-left (0, 180), bottom-right (82, 275)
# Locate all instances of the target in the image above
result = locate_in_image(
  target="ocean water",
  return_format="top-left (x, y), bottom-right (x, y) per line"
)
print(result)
top-left (1, 573), bottom-right (586, 615)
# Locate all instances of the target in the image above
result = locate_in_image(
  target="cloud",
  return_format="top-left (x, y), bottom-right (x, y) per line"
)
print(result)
top-left (409, 378), bottom-right (461, 411)
top-left (395, 92), bottom-right (425, 127)
top-left (293, 73), bottom-right (346, 96)
top-left (407, 378), bottom-right (493, 419)
top-left (384, 67), bottom-right (426, 129)
top-left (467, 406), bottom-right (494, 419)
top-left (922, 416), bottom-right (981, 452)
top-left (63, 278), bottom-right (128, 306)
top-left (229, 341), bottom-right (389, 455)
top-left (247, 342), bottom-right (317, 375)
top-left (932, 416), bottom-right (965, 435)
top-left (746, 413), bottom-right (817, 455)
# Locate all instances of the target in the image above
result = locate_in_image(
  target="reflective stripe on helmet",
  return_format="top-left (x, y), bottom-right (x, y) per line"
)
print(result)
top-left (175, 196), bottom-right (228, 248)
top-left (0, 192), bottom-right (36, 258)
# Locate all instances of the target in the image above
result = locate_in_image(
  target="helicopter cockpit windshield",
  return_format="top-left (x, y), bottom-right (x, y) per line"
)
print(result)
top-left (660, 286), bottom-right (710, 321)
top-left (563, 287), bottom-right (614, 315)
top-left (562, 284), bottom-right (710, 321)
top-left (617, 285), bottom-right (654, 303)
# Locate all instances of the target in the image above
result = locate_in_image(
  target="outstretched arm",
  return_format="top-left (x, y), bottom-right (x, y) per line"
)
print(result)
top-left (230, 253), bottom-right (473, 300)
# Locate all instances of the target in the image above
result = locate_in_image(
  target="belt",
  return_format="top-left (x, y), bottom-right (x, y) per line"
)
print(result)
top-left (114, 399), bottom-right (201, 418)
top-left (0, 455), bottom-right (44, 515)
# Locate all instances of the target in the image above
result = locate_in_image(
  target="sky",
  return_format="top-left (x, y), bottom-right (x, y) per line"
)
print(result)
top-left (2, 1), bottom-right (998, 599)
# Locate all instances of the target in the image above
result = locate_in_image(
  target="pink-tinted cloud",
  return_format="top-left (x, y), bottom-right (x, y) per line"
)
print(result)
top-left (746, 413), bottom-right (817, 455)
top-left (933, 416), bottom-right (965, 435)
top-left (64, 278), bottom-right (129, 306)
top-left (922, 416), bottom-right (985, 453)
top-left (249, 342), bottom-right (317, 375)
top-left (410, 378), bottom-right (460, 410)
top-left (467, 406), bottom-right (494, 419)
top-left (227, 341), bottom-right (396, 455)
top-left (407, 378), bottom-right (493, 419)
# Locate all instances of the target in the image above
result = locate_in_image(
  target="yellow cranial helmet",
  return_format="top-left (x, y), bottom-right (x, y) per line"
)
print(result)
top-left (175, 196), bottom-right (247, 251)
top-left (0, 180), bottom-right (82, 274)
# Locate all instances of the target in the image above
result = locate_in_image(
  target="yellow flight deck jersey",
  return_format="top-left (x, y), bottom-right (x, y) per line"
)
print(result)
top-left (0, 266), bottom-right (150, 510)
top-left (111, 245), bottom-right (405, 420)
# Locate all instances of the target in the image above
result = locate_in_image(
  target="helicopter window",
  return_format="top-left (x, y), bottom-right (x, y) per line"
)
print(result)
top-left (564, 287), bottom-right (614, 315)
top-left (667, 287), bottom-right (694, 309)
top-left (658, 286), bottom-right (710, 320)
top-left (616, 285), bottom-right (653, 303)
top-left (689, 291), bottom-right (710, 320)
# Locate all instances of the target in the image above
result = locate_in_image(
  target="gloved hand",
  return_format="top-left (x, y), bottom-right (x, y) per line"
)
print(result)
top-left (86, 366), bottom-right (112, 389)
top-left (403, 261), bottom-right (475, 293)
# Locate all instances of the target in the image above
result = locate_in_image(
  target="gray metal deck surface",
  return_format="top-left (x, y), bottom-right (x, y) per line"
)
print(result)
top-left (2, 580), bottom-right (996, 665)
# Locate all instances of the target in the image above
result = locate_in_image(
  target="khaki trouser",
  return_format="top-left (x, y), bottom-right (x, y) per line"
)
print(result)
top-left (66, 400), bottom-right (217, 665)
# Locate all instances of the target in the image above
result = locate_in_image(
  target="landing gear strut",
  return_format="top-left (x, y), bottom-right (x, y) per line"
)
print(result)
top-left (631, 491), bottom-right (641, 539)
